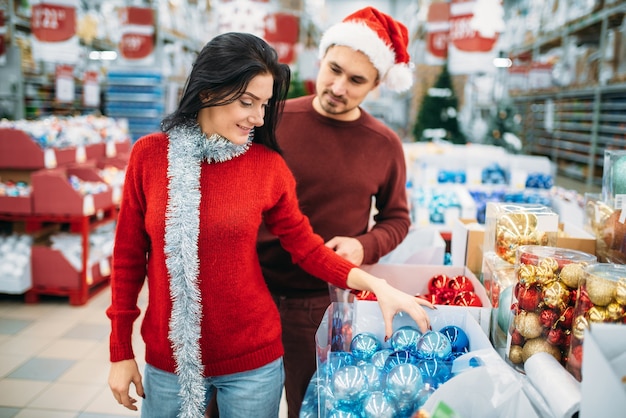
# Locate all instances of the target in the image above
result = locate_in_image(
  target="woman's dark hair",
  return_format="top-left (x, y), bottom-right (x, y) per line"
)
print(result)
top-left (161, 32), bottom-right (291, 153)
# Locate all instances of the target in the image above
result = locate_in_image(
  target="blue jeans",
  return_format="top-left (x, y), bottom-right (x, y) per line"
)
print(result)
top-left (142, 358), bottom-right (284, 418)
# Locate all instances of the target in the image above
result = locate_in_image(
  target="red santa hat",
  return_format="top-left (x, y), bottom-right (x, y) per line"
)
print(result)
top-left (318, 6), bottom-right (413, 93)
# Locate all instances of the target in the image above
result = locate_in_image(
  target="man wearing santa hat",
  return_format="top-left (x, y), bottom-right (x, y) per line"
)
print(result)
top-left (257, 6), bottom-right (414, 417)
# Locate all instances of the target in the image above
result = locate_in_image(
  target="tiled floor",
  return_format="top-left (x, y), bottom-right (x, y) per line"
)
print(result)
top-left (0, 285), bottom-right (288, 418)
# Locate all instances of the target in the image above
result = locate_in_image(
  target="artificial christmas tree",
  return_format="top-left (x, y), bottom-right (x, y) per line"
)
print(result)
top-left (413, 63), bottom-right (465, 144)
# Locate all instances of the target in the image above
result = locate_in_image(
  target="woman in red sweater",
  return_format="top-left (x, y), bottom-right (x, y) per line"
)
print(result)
top-left (106, 32), bottom-right (433, 418)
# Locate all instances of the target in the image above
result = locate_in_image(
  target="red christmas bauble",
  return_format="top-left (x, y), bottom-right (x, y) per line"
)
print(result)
top-left (428, 274), bottom-right (449, 294)
top-left (519, 252), bottom-right (539, 266)
top-left (557, 307), bottom-right (575, 329)
top-left (453, 291), bottom-right (483, 307)
top-left (510, 329), bottom-right (525, 346)
top-left (563, 332), bottom-right (571, 348)
top-left (354, 290), bottom-right (377, 301)
top-left (448, 275), bottom-right (475, 293)
top-left (546, 328), bottom-right (564, 345)
top-left (518, 285), bottom-right (542, 312)
top-left (417, 293), bottom-right (438, 304)
top-left (436, 288), bottom-right (457, 305)
top-left (539, 309), bottom-right (559, 328)
top-left (577, 291), bottom-right (593, 313)
top-left (570, 344), bottom-right (584, 367)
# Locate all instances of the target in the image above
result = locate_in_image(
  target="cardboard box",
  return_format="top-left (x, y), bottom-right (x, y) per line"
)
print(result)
top-left (313, 302), bottom-right (540, 417)
top-left (450, 218), bottom-right (485, 275)
top-left (580, 323), bottom-right (626, 417)
top-left (361, 263), bottom-right (492, 335)
top-left (557, 222), bottom-right (596, 256)
top-left (378, 226), bottom-right (446, 265)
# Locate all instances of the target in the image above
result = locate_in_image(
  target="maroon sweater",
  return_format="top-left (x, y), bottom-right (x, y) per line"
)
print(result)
top-left (107, 133), bottom-right (354, 376)
top-left (257, 95), bottom-right (411, 297)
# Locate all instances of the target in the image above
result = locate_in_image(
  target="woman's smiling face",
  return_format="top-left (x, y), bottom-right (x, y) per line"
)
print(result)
top-left (198, 72), bottom-right (274, 145)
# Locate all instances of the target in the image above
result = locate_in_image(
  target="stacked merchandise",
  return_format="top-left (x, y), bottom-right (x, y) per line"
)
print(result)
top-left (0, 115), bottom-right (129, 304)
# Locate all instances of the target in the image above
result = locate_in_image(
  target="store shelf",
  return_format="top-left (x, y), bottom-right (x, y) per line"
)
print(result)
top-left (104, 70), bottom-right (166, 142)
top-left (0, 205), bottom-right (117, 305)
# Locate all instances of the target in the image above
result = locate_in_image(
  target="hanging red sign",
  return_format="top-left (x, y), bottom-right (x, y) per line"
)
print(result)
top-left (31, 2), bottom-right (76, 43)
top-left (449, 0), bottom-right (497, 53)
top-left (263, 13), bottom-right (299, 64)
top-left (118, 6), bottom-right (154, 60)
top-left (426, 2), bottom-right (450, 60)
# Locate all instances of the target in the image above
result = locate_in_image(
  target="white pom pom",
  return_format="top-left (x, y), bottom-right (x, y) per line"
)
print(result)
top-left (384, 64), bottom-right (413, 93)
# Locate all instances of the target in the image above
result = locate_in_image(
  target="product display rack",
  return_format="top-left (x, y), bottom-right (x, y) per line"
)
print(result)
top-left (0, 207), bottom-right (117, 305)
top-left (509, 2), bottom-right (626, 188)
top-left (104, 69), bottom-right (166, 142)
top-left (0, 127), bottom-right (127, 305)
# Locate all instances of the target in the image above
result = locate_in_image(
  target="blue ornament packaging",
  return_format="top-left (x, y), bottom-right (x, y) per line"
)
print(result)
top-left (312, 301), bottom-right (495, 417)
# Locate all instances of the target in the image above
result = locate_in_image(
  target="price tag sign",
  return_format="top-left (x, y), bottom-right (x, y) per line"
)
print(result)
top-left (119, 6), bottom-right (155, 62)
top-left (44, 148), bottom-right (58, 168)
top-left (31, 1), bottom-right (76, 42)
top-left (105, 141), bottom-right (117, 158)
top-left (99, 258), bottom-right (111, 277)
top-left (83, 70), bottom-right (100, 108)
top-left (83, 194), bottom-right (95, 216)
top-left (55, 64), bottom-right (75, 103)
top-left (76, 145), bottom-right (86, 163)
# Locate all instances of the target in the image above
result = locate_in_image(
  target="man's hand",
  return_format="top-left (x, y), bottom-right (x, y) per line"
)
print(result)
top-left (325, 236), bottom-right (364, 265)
top-left (109, 359), bottom-right (144, 411)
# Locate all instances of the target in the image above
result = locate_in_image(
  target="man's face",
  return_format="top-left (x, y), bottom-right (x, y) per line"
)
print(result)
top-left (314, 45), bottom-right (380, 121)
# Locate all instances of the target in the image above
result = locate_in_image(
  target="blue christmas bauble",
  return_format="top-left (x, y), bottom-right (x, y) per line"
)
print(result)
top-left (613, 155), bottom-right (626, 195)
top-left (327, 405), bottom-right (361, 418)
top-left (350, 332), bottom-right (382, 362)
top-left (389, 326), bottom-right (422, 355)
top-left (362, 391), bottom-right (396, 418)
top-left (324, 351), bottom-right (356, 378)
top-left (359, 363), bottom-right (383, 392)
top-left (416, 383), bottom-right (438, 408)
top-left (383, 350), bottom-right (417, 374)
top-left (371, 348), bottom-right (394, 370)
top-left (416, 358), bottom-right (452, 388)
top-left (439, 325), bottom-right (470, 353)
top-left (385, 363), bottom-right (423, 403)
top-left (332, 365), bottom-right (368, 406)
top-left (497, 285), bottom-right (514, 332)
top-left (416, 331), bottom-right (453, 360)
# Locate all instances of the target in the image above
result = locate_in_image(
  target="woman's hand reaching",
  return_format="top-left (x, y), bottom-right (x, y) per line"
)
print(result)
top-left (346, 268), bottom-right (435, 338)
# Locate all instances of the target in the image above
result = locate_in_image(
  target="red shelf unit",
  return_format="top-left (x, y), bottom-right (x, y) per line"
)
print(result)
top-left (0, 206), bottom-right (118, 305)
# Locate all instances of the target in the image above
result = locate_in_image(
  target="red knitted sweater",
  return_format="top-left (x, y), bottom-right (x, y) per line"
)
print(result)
top-left (106, 132), bottom-right (354, 377)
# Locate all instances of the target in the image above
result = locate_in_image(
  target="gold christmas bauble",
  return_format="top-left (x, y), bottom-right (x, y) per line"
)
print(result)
top-left (616, 278), bottom-right (626, 305)
top-left (535, 265), bottom-right (555, 285)
top-left (514, 311), bottom-right (543, 339)
top-left (572, 315), bottom-right (589, 340)
top-left (539, 257), bottom-right (559, 273)
top-left (559, 263), bottom-right (586, 289)
top-left (522, 337), bottom-right (562, 363)
top-left (509, 345), bottom-right (524, 364)
top-left (606, 302), bottom-right (625, 321)
top-left (587, 306), bottom-right (608, 323)
top-left (518, 264), bottom-right (537, 286)
top-left (585, 273), bottom-right (617, 306)
top-left (543, 281), bottom-right (570, 311)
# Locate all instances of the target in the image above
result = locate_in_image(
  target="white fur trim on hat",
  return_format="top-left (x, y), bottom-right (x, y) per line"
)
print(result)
top-left (319, 21), bottom-right (413, 92)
